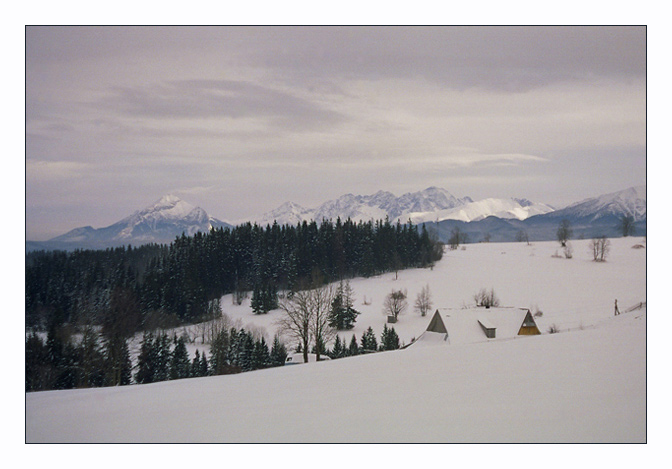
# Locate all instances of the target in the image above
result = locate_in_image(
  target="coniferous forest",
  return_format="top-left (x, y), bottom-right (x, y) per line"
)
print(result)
top-left (25, 218), bottom-right (443, 391)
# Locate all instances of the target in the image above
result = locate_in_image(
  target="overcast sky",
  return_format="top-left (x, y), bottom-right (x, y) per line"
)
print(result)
top-left (25, 26), bottom-right (646, 240)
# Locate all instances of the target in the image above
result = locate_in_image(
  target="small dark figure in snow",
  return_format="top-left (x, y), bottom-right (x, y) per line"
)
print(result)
top-left (614, 299), bottom-right (620, 316)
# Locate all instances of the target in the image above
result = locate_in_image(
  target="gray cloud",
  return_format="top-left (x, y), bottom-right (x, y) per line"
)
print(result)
top-left (242, 26), bottom-right (645, 90)
top-left (99, 79), bottom-right (346, 130)
top-left (25, 26), bottom-right (647, 240)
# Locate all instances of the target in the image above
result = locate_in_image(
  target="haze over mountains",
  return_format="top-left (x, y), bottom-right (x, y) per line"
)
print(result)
top-left (26, 186), bottom-right (646, 251)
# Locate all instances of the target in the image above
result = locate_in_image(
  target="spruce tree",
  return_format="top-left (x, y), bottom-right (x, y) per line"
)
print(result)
top-left (78, 325), bottom-right (105, 388)
top-left (191, 350), bottom-right (202, 377)
top-left (209, 329), bottom-right (230, 375)
top-left (200, 352), bottom-right (209, 376)
top-left (170, 336), bottom-right (190, 380)
top-left (380, 324), bottom-right (400, 351)
top-left (329, 280), bottom-right (360, 330)
top-left (251, 285), bottom-right (263, 314)
top-left (347, 334), bottom-right (359, 356)
top-left (103, 334), bottom-right (132, 386)
top-left (153, 333), bottom-right (171, 382)
top-left (238, 330), bottom-right (255, 372)
top-left (252, 336), bottom-right (271, 370)
top-left (135, 331), bottom-right (156, 384)
top-left (25, 332), bottom-right (49, 391)
top-left (330, 335), bottom-right (345, 359)
top-left (360, 327), bottom-right (378, 352)
top-left (270, 335), bottom-right (288, 367)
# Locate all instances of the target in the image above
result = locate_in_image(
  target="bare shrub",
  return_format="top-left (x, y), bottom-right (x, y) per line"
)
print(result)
top-left (547, 324), bottom-right (560, 334)
top-left (414, 284), bottom-right (433, 317)
top-left (530, 304), bottom-right (543, 318)
top-left (474, 288), bottom-right (500, 308)
top-left (563, 243), bottom-right (573, 259)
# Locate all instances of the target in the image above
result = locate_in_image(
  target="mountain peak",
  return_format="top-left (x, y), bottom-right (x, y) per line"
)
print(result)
top-left (43, 194), bottom-right (224, 249)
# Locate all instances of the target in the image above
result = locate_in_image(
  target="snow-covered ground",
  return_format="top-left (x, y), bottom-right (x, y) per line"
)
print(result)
top-left (25, 237), bottom-right (647, 443)
top-left (216, 237), bottom-right (646, 349)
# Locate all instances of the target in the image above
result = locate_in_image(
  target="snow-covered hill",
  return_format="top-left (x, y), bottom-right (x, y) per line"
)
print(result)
top-left (26, 237), bottom-right (646, 443)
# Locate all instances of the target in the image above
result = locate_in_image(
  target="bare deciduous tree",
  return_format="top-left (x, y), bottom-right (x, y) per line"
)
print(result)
top-left (557, 219), bottom-right (573, 247)
top-left (448, 226), bottom-right (463, 250)
top-left (277, 281), bottom-right (336, 363)
top-left (414, 284), bottom-right (433, 317)
top-left (516, 229), bottom-right (530, 245)
top-left (590, 236), bottom-right (611, 262)
top-left (383, 289), bottom-right (408, 321)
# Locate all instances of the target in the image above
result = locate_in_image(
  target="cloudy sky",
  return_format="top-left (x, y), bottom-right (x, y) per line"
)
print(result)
top-left (26, 26), bottom-right (646, 240)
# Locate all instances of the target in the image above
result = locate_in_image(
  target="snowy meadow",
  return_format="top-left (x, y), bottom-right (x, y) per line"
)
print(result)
top-left (26, 237), bottom-right (646, 443)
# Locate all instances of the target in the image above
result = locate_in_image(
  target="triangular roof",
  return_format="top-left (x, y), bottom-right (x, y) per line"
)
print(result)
top-left (426, 309), bottom-right (448, 334)
top-left (444, 307), bottom-right (538, 345)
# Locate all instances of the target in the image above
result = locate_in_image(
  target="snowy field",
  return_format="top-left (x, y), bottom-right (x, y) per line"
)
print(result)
top-left (216, 237), bottom-right (647, 348)
top-left (25, 238), bottom-right (647, 443)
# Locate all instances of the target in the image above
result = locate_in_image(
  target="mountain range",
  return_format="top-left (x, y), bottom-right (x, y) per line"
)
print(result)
top-left (26, 195), bottom-right (232, 251)
top-left (26, 186), bottom-right (646, 251)
top-left (243, 187), bottom-right (555, 226)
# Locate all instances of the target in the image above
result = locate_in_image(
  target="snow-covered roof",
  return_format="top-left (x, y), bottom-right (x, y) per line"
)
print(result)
top-left (412, 307), bottom-right (540, 347)
top-left (285, 353), bottom-right (331, 365)
top-left (446, 307), bottom-right (538, 345)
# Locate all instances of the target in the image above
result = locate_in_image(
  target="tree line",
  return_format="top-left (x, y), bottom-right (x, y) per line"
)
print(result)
top-left (26, 217), bottom-right (443, 332)
top-left (25, 317), bottom-right (403, 392)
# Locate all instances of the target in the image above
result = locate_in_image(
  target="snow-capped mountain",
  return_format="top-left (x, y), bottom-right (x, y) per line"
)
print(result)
top-left (407, 197), bottom-right (555, 224)
top-left (254, 201), bottom-right (314, 226)
top-left (41, 195), bottom-right (231, 250)
top-left (546, 185), bottom-right (646, 222)
top-left (250, 187), bottom-right (476, 226)
top-left (433, 185), bottom-right (647, 244)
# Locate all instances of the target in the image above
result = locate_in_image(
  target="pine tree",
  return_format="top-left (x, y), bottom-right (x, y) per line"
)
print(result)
top-left (153, 333), bottom-right (171, 382)
top-left (200, 352), bottom-right (209, 376)
top-left (170, 336), bottom-right (190, 380)
top-left (330, 335), bottom-right (345, 359)
top-left (209, 329), bottom-right (230, 375)
top-left (191, 350), bottom-right (202, 377)
top-left (252, 336), bottom-right (271, 370)
top-left (78, 325), bottom-right (105, 388)
top-left (360, 327), bottom-right (378, 352)
top-left (26, 332), bottom-right (49, 391)
top-left (380, 324), bottom-right (400, 351)
top-left (103, 334), bottom-right (132, 386)
top-left (238, 330), bottom-right (255, 372)
top-left (328, 281), bottom-right (360, 330)
top-left (251, 284), bottom-right (264, 314)
top-left (347, 334), bottom-right (359, 356)
top-left (270, 335), bottom-right (288, 367)
top-left (135, 330), bottom-right (156, 384)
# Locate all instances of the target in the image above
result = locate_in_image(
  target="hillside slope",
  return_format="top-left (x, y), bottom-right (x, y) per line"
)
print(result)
top-left (25, 309), bottom-right (645, 443)
top-left (26, 238), bottom-right (646, 443)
